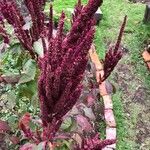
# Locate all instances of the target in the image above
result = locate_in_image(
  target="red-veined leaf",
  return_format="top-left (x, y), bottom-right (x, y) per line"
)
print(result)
top-left (0, 120), bottom-right (11, 133)
top-left (9, 136), bottom-right (20, 144)
top-left (19, 143), bottom-right (36, 150)
top-left (19, 113), bottom-right (31, 131)
top-left (86, 95), bottom-right (95, 107)
top-left (76, 115), bottom-right (93, 132)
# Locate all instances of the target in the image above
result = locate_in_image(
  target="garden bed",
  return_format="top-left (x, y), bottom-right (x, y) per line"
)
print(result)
top-left (89, 45), bottom-right (116, 150)
top-left (0, 0), bottom-right (120, 149)
top-left (0, 47), bottom-right (117, 149)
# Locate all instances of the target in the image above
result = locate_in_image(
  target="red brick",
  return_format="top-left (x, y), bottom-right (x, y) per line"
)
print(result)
top-left (106, 127), bottom-right (116, 140)
top-left (104, 109), bottom-right (116, 127)
top-left (146, 61), bottom-right (150, 70)
top-left (105, 127), bottom-right (117, 149)
top-left (89, 45), bottom-right (103, 71)
top-left (103, 95), bottom-right (113, 109)
top-left (142, 50), bottom-right (150, 62)
top-left (99, 81), bottom-right (108, 96)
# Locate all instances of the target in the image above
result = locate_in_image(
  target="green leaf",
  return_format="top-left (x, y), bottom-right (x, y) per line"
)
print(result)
top-left (33, 39), bottom-right (44, 57)
top-left (5, 24), bottom-right (14, 35)
top-left (62, 140), bottom-right (72, 149)
top-left (56, 140), bottom-right (72, 150)
top-left (17, 84), bottom-right (34, 99)
top-left (7, 115), bottom-right (18, 129)
top-left (36, 142), bottom-right (45, 150)
top-left (2, 72), bottom-right (21, 83)
top-left (18, 59), bottom-right (36, 84)
top-left (7, 91), bottom-right (16, 109)
top-left (32, 142), bottom-right (47, 150)
top-left (10, 43), bottom-right (21, 53)
top-left (17, 80), bottom-right (37, 100)
top-left (61, 117), bottom-right (73, 131)
top-left (31, 92), bottom-right (39, 110)
top-left (29, 121), bottom-right (36, 131)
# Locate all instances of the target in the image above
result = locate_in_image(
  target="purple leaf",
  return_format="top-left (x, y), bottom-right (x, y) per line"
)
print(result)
top-left (76, 115), bottom-right (93, 132)
top-left (0, 120), bottom-right (11, 133)
top-left (54, 133), bottom-right (72, 140)
top-left (19, 143), bottom-right (36, 150)
top-left (83, 107), bottom-right (96, 121)
top-left (9, 136), bottom-right (20, 145)
top-left (86, 95), bottom-right (95, 107)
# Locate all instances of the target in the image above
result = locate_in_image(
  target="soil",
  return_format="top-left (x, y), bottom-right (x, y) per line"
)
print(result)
top-left (112, 52), bottom-right (150, 149)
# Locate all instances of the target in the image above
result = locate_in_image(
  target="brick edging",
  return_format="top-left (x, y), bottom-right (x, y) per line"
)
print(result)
top-left (142, 50), bottom-right (150, 70)
top-left (89, 45), bottom-right (116, 150)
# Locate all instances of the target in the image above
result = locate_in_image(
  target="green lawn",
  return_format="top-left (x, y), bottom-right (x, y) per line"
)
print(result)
top-left (50, 0), bottom-right (150, 149)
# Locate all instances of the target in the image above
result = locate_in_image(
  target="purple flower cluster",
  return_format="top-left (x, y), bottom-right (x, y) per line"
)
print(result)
top-left (0, 0), bottom-right (46, 58)
top-left (38, 0), bottom-right (103, 140)
top-left (0, 25), bottom-right (9, 44)
top-left (72, 0), bottom-right (83, 24)
top-left (24, 0), bottom-right (45, 41)
top-left (101, 15), bottom-right (127, 82)
top-left (81, 133), bottom-right (116, 150)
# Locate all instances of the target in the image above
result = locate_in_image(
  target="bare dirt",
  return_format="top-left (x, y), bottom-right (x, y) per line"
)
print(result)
top-left (112, 52), bottom-right (150, 149)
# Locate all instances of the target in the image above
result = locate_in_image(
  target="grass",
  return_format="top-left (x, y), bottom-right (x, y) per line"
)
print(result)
top-left (99, 1), bottom-right (150, 149)
top-left (100, 1), bottom-right (150, 149)
top-left (50, 0), bottom-right (150, 149)
top-left (112, 92), bottom-right (132, 150)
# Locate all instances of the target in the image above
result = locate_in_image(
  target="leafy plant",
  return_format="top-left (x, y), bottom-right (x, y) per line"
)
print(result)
top-left (0, 0), bottom-right (127, 149)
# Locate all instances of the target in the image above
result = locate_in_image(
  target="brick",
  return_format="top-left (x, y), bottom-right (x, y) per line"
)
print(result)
top-left (103, 95), bottom-right (113, 109)
top-left (105, 127), bottom-right (117, 150)
top-left (146, 61), bottom-right (150, 70)
top-left (96, 70), bottom-right (104, 83)
top-left (142, 50), bottom-right (150, 62)
top-left (89, 44), bottom-right (103, 71)
top-left (104, 109), bottom-right (116, 127)
top-left (106, 127), bottom-right (116, 140)
top-left (99, 81), bottom-right (108, 96)
top-left (96, 71), bottom-right (100, 82)
top-left (95, 63), bottom-right (103, 71)
top-left (89, 54), bottom-right (103, 71)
